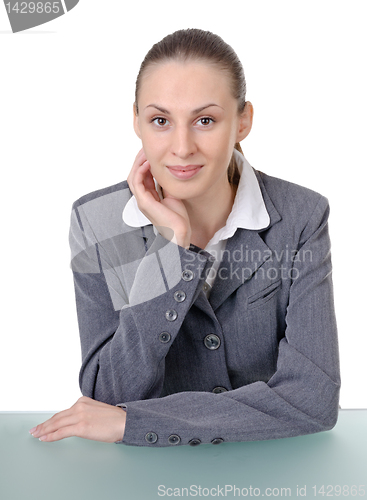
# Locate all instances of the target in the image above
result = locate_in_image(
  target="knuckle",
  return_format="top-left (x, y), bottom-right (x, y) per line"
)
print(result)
top-left (127, 179), bottom-right (134, 193)
top-left (77, 396), bottom-right (89, 403)
top-left (51, 429), bottom-right (61, 439)
top-left (51, 427), bottom-right (67, 441)
top-left (75, 404), bottom-right (86, 416)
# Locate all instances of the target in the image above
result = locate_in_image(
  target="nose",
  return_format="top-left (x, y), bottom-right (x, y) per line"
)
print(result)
top-left (171, 125), bottom-right (197, 159)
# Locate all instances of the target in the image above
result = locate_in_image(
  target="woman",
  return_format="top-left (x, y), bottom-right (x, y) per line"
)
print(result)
top-left (30, 28), bottom-right (341, 446)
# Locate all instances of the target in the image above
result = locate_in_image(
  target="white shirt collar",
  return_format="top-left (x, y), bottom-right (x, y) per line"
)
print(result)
top-left (122, 149), bottom-right (270, 244)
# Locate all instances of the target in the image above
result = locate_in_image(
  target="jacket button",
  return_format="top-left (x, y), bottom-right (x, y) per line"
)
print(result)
top-left (189, 438), bottom-right (201, 446)
top-left (168, 434), bottom-right (181, 445)
top-left (211, 438), bottom-right (224, 445)
top-left (159, 332), bottom-right (171, 343)
top-left (212, 386), bottom-right (228, 394)
top-left (165, 309), bottom-right (178, 321)
top-left (182, 269), bottom-right (194, 281)
top-left (173, 290), bottom-right (186, 302)
top-left (145, 432), bottom-right (158, 444)
top-left (204, 334), bottom-right (221, 350)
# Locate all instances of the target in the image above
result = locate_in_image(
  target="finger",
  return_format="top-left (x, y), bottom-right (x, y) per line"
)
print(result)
top-left (142, 166), bottom-right (161, 203)
top-left (38, 424), bottom-right (78, 442)
top-left (134, 159), bottom-right (151, 184)
top-left (127, 153), bottom-right (166, 221)
top-left (31, 410), bottom-right (78, 438)
top-left (133, 160), bottom-right (158, 203)
top-left (132, 149), bottom-right (147, 176)
top-left (143, 165), bottom-right (155, 190)
top-left (127, 149), bottom-right (147, 188)
top-left (30, 397), bottom-right (98, 437)
top-left (33, 396), bottom-right (108, 432)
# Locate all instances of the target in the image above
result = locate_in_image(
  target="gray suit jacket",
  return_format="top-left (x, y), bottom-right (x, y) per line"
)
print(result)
top-left (69, 169), bottom-right (341, 447)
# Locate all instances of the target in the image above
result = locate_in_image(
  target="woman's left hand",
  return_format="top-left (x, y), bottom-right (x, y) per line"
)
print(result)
top-left (29, 396), bottom-right (126, 443)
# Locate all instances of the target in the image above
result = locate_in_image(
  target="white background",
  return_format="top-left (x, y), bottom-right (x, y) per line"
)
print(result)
top-left (1, 0), bottom-right (366, 411)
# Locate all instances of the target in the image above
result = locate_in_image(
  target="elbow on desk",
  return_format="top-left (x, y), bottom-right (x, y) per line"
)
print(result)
top-left (314, 381), bottom-right (341, 434)
top-left (321, 407), bottom-right (339, 432)
top-left (287, 377), bottom-right (341, 436)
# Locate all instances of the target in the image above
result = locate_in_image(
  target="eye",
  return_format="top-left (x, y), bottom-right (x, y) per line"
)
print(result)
top-left (152, 117), bottom-right (169, 127)
top-left (196, 117), bottom-right (215, 126)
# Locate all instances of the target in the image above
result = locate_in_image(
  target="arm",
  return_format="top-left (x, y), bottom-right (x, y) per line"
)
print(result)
top-left (73, 149), bottom-right (218, 404)
top-left (70, 202), bottom-right (216, 405)
top-left (31, 150), bottom-right (216, 444)
top-left (30, 202), bottom-right (215, 444)
top-left (117, 194), bottom-right (341, 446)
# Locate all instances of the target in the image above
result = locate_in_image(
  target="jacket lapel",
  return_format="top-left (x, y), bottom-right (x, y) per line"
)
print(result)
top-left (208, 228), bottom-right (273, 311)
top-left (204, 173), bottom-right (282, 313)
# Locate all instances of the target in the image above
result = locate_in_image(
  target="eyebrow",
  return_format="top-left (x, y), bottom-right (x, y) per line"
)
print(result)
top-left (144, 103), bottom-right (223, 114)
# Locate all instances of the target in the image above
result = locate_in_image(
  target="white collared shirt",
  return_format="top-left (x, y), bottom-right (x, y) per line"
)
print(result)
top-left (122, 149), bottom-right (270, 296)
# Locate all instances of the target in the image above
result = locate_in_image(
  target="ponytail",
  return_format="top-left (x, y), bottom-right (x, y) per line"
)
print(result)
top-left (227, 142), bottom-right (243, 186)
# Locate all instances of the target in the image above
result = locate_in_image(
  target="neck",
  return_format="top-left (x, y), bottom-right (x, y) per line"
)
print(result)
top-left (164, 174), bottom-right (237, 249)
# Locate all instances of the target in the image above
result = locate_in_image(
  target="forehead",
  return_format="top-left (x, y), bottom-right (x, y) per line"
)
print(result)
top-left (138, 61), bottom-right (235, 110)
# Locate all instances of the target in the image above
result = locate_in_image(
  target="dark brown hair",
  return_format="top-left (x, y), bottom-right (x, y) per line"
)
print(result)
top-left (135, 28), bottom-right (247, 186)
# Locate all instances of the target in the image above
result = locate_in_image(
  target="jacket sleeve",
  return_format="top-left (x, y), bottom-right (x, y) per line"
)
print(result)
top-left (69, 199), bottom-right (216, 405)
top-left (116, 194), bottom-right (341, 447)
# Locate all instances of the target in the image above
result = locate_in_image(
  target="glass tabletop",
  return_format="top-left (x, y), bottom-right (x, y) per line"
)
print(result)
top-left (0, 409), bottom-right (366, 500)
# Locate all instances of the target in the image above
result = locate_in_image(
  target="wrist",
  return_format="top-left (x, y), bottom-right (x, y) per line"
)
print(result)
top-left (174, 231), bottom-right (191, 249)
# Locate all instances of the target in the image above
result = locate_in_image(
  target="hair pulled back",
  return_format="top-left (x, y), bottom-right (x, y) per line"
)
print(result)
top-left (135, 28), bottom-right (247, 186)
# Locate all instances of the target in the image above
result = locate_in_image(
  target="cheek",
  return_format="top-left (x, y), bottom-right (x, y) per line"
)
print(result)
top-left (208, 133), bottom-right (235, 163)
top-left (140, 132), bottom-right (165, 161)
top-left (208, 122), bottom-right (237, 151)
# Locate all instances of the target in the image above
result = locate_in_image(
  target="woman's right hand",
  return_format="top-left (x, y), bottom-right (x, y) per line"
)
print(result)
top-left (127, 149), bottom-right (192, 249)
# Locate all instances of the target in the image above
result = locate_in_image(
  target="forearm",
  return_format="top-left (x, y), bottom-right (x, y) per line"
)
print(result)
top-left (118, 330), bottom-right (340, 446)
top-left (118, 365), bottom-right (340, 447)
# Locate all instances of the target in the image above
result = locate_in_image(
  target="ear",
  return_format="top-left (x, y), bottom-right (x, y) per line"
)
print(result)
top-left (133, 103), bottom-right (141, 139)
top-left (236, 101), bottom-right (254, 142)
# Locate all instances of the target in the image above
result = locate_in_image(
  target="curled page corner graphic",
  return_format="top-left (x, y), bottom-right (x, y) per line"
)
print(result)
top-left (64, 0), bottom-right (79, 11)
top-left (3, 0), bottom-right (80, 33)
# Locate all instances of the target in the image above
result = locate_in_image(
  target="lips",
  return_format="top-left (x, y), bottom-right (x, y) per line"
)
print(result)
top-left (166, 165), bottom-right (203, 180)
top-left (167, 165), bottom-right (203, 171)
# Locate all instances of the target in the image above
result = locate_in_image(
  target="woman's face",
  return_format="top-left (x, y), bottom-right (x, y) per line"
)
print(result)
top-left (134, 60), bottom-right (252, 201)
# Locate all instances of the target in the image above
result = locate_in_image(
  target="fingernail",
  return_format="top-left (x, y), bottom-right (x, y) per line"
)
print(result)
top-left (29, 427), bottom-right (37, 434)
top-left (39, 435), bottom-right (47, 441)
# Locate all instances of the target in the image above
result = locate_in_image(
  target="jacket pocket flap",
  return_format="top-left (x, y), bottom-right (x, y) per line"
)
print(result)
top-left (247, 279), bottom-right (282, 307)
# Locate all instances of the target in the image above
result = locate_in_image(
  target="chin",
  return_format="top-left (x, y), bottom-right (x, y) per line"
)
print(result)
top-left (164, 184), bottom-right (203, 201)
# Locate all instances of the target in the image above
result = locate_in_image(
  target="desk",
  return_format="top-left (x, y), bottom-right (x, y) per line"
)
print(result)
top-left (0, 409), bottom-right (366, 500)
